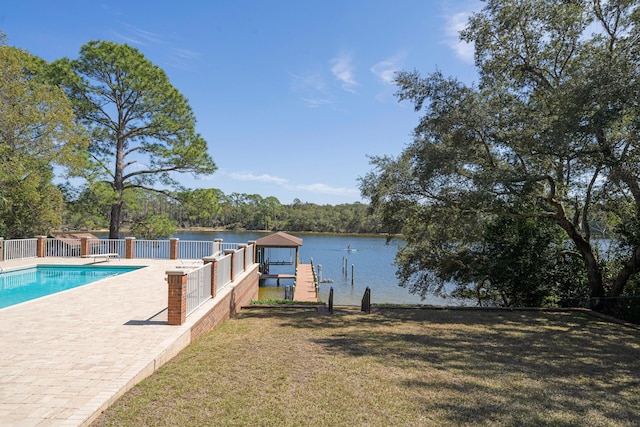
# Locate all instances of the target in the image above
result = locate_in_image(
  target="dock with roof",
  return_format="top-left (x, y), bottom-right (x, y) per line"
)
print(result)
top-left (255, 231), bottom-right (317, 302)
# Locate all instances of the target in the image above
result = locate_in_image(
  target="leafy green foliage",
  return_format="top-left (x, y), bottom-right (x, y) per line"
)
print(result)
top-left (446, 216), bottom-right (589, 307)
top-left (0, 33), bottom-right (88, 238)
top-left (59, 183), bottom-right (113, 230)
top-left (361, 0), bottom-right (640, 307)
top-left (50, 41), bottom-right (216, 238)
top-left (178, 188), bottom-right (221, 228)
top-left (129, 215), bottom-right (177, 240)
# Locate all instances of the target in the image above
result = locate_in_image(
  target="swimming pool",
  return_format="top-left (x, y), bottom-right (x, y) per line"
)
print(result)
top-left (0, 264), bottom-right (143, 309)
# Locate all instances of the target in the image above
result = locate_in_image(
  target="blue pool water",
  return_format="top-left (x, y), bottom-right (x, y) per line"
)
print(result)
top-left (0, 265), bottom-right (143, 309)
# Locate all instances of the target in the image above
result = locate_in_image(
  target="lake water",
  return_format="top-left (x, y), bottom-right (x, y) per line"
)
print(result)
top-left (169, 231), bottom-right (456, 306)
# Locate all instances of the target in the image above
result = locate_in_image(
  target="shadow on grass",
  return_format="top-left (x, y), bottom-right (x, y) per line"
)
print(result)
top-left (239, 307), bottom-right (640, 426)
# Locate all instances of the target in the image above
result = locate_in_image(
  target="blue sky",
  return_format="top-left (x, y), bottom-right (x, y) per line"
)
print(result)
top-left (1, 0), bottom-right (481, 205)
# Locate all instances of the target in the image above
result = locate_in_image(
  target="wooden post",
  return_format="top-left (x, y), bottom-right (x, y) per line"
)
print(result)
top-left (166, 270), bottom-right (188, 325)
top-left (328, 287), bottom-right (334, 314)
top-left (0, 238), bottom-right (4, 261)
top-left (361, 287), bottom-right (371, 314)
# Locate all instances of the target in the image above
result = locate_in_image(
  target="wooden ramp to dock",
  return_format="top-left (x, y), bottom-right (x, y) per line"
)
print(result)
top-left (293, 264), bottom-right (317, 302)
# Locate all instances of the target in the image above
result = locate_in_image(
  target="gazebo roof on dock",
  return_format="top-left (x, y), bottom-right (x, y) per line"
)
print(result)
top-left (255, 231), bottom-right (302, 248)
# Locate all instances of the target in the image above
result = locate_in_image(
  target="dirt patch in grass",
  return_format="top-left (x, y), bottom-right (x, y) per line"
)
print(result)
top-left (93, 308), bottom-right (640, 426)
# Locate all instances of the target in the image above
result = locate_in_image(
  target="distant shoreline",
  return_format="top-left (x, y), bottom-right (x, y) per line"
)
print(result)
top-left (54, 227), bottom-right (402, 239)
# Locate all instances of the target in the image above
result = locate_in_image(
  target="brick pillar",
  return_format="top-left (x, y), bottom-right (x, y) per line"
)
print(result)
top-left (214, 238), bottom-right (223, 256)
top-left (203, 256), bottom-right (217, 298)
top-left (166, 270), bottom-right (188, 325)
top-left (238, 244), bottom-right (248, 271)
top-left (225, 249), bottom-right (236, 282)
top-left (80, 236), bottom-right (90, 257)
top-left (248, 240), bottom-right (257, 264)
top-left (125, 237), bottom-right (135, 259)
top-left (170, 238), bottom-right (179, 260)
top-left (36, 236), bottom-right (47, 258)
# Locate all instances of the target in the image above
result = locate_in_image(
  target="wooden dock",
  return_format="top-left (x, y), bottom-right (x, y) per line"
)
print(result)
top-left (260, 273), bottom-right (295, 286)
top-left (293, 264), bottom-right (317, 302)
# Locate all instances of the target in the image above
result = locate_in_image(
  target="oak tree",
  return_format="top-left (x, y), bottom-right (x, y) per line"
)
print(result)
top-left (361, 0), bottom-right (640, 308)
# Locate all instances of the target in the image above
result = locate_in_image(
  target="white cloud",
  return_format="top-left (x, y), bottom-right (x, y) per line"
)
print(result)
top-left (289, 72), bottom-right (325, 92)
top-left (288, 72), bottom-right (334, 108)
top-left (131, 27), bottom-right (163, 44)
top-left (293, 183), bottom-right (360, 198)
top-left (302, 98), bottom-right (333, 109)
top-left (442, 8), bottom-right (477, 64)
top-left (112, 25), bottom-right (201, 71)
top-left (171, 47), bottom-right (201, 60)
top-left (229, 172), bottom-right (359, 198)
top-left (114, 25), bottom-right (163, 46)
top-left (370, 53), bottom-right (406, 85)
top-left (112, 31), bottom-right (148, 46)
top-left (330, 53), bottom-right (358, 93)
top-left (230, 172), bottom-right (288, 185)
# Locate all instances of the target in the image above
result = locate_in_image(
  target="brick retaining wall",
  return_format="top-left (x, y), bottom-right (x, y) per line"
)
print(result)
top-left (190, 264), bottom-right (259, 341)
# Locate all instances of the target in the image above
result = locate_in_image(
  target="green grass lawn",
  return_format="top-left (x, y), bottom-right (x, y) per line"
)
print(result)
top-left (93, 308), bottom-right (640, 426)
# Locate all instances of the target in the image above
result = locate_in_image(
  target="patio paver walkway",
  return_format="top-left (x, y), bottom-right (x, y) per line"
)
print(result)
top-left (0, 257), bottom-right (228, 426)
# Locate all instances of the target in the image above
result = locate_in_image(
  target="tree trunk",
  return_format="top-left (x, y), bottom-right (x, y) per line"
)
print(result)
top-left (583, 249), bottom-right (605, 309)
top-left (110, 130), bottom-right (126, 240)
top-left (551, 203), bottom-right (605, 308)
top-left (109, 201), bottom-right (122, 239)
top-left (605, 245), bottom-right (640, 310)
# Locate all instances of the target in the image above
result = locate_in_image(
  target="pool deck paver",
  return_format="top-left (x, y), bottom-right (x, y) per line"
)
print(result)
top-left (0, 257), bottom-right (227, 426)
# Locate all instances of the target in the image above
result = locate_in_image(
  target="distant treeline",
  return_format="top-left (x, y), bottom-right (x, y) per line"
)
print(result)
top-left (61, 187), bottom-right (384, 235)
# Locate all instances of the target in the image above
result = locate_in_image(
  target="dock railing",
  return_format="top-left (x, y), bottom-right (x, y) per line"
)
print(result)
top-left (310, 257), bottom-right (319, 297)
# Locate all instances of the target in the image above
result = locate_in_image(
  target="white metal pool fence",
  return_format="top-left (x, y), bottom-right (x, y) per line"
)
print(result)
top-left (186, 263), bottom-right (213, 316)
top-left (1, 237), bottom-right (243, 262)
top-left (90, 239), bottom-right (126, 256)
top-left (3, 239), bottom-right (38, 260)
top-left (216, 252), bottom-right (232, 290)
top-left (245, 244), bottom-right (254, 265)
top-left (233, 248), bottom-right (245, 277)
top-left (172, 246), bottom-right (250, 318)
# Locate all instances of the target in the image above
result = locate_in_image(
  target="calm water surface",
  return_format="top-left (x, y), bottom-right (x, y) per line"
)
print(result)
top-left (0, 265), bottom-right (142, 309)
top-left (171, 231), bottom-right (456, 306)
